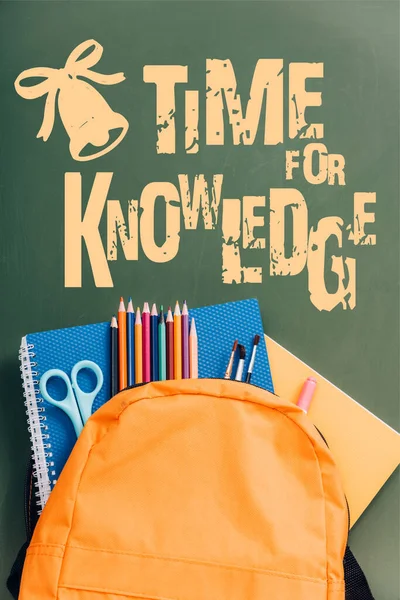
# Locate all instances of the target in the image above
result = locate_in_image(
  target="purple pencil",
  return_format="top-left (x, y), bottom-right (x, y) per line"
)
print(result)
top-left (181, 300), bottom-right (189, 379)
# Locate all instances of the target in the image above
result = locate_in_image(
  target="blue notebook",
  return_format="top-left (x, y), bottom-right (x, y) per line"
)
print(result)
top-left (189, 299), bottom-right (273, 389)
top-left (20, 298), bottom-right (273, 510)
top-left (20, 322), bottom-right (111, 511)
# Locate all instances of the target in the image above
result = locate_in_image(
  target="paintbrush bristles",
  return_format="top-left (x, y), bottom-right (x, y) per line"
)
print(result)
top-left (224, 339), bottom-right (239, 379)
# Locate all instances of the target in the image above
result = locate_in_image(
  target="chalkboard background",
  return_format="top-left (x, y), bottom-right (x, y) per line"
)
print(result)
top-left (0, 1), bottom-right (398, 598)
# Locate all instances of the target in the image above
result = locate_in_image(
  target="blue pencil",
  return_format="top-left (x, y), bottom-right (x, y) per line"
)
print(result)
top-left (151, 303), bottom-right (159, 381)
top-left (127, 297), bottom-right (135, 386)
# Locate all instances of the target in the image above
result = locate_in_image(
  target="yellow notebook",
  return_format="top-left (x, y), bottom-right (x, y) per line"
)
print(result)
top-left (266, 336), bottom-right (400, 527)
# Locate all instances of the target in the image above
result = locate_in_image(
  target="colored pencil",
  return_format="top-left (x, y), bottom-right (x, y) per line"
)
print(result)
top-left (174, 301), bottom-right (182, 379)
top-left (158, 306), bottom-right (166, 381)
top-left (127, 297), bottom-right (135, 386)
top-left (118, 297), bottom-right (127, 391)
top-left (142, 302), bottom-right (151, 383)
top-left (166, 307), bottom-right (174, 380)
top-left (181, 301), bottom-right (189, 379)
top-left (135, 307), bottom-right (143, 384)
top-left (189, 318), bottom-right (198, 379)
top-left (224, 339), bottom-right (238, 379)
top-left (151, 303), bottom-right (159, 381)
top-left (110, 315), bottom-right (118, 396)
top-left (245, 334), bottom-right (260, 383)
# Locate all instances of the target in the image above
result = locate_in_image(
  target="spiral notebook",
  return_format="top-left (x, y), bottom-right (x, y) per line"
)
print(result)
top-left (20, 298), bottom-right (273, 510)
top-left (20, 322), bottom-right (111, 511)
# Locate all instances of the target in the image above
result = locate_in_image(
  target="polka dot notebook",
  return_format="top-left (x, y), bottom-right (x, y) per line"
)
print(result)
top-left (189, 298), bottom-right (273, 390)
top-left (20, 298), bottom-right (273, 510)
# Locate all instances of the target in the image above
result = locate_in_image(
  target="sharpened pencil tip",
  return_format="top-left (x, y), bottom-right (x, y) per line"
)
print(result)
top-left (111, 316), bottom-right (118, 327)
top-left (118, 297), bottom-right (126, 311)
top-left (190, 317), bottom-right (197, 336)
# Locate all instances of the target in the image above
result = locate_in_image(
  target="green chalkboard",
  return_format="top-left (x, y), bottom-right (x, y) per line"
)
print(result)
top-left (0, 1), bottom-right (398, 598)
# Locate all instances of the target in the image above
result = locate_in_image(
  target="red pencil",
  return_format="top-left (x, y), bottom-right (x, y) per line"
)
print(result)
top-left (166, 307), bottom-right (174, 380)
top-left (142, 302), bottom-right (151, 383)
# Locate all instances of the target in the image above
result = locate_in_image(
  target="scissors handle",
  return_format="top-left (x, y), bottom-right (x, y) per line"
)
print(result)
top-left (71, 360), bottom-right (104, 425)
top-left (39, 369), bottom-right (83, 437)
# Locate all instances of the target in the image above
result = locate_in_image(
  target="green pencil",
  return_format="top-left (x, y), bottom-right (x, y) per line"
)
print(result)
top-left (158, 305), bottom-right (166, 381)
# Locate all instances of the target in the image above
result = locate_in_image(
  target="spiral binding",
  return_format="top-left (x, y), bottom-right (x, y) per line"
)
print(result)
top-left (19, 336), bottom-right (52, 512)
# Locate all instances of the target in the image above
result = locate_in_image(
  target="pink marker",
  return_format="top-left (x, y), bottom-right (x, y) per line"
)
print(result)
top-left (296, 377), bottom-right (317, 413)
top-left (142, 302), bottom-right (151, 383)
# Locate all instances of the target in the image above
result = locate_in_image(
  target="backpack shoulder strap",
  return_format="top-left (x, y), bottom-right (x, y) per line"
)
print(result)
top-left (7, 461), bottom-right (39, 600)
top-left (344, 546), bottom-right (375, 600)
top-left (7, 540), bottom-right (28, 600)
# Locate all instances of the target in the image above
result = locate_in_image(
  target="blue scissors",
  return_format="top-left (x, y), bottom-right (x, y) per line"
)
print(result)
top-left (39, 360), bottom-right (104, 438)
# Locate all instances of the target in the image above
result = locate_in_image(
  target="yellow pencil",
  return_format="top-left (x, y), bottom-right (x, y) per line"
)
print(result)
top-left (174, 301), bottom-right (182, 379)
top-left (135, 307), bottom-right (143, 384)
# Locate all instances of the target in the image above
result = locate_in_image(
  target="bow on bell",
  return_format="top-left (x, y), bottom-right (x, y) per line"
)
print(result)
top-left (14, 39), bottom-right (126, 142)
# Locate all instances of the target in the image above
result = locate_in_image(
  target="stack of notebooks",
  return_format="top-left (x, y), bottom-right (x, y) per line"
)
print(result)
top-left (20, 299), bottom-right (273, 511)
top-left (20, 297), bottom-right (399, 526)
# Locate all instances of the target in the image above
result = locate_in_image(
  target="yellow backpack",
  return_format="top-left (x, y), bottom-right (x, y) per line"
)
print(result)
top-left (15, 379), bottom-right (374, 599)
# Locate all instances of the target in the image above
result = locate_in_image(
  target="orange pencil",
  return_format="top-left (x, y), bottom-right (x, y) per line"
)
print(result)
top-left (118, 297), bottom-right (127, 391)
top-left (174, 301), bottom-right (182, 379)
top-left (135, 307), bottom-right (143, 384)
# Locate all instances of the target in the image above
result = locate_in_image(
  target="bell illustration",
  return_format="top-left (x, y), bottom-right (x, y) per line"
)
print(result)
top-left (14, 39), bottom-right (129, 162)
top-left (58, 76), bottom-right (129, 161)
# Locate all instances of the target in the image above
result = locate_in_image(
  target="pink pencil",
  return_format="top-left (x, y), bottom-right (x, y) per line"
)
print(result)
top-left (181, 300), bottom-right (189, 379)
top-left (189, 318), bottom-right (198, 379)
top-left (142, 302), bottom-right (151, 383)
